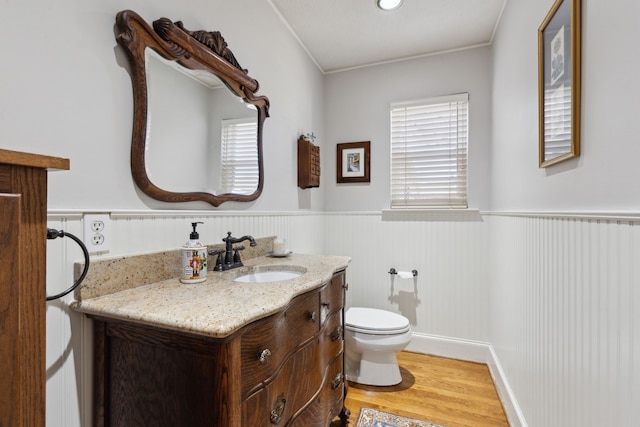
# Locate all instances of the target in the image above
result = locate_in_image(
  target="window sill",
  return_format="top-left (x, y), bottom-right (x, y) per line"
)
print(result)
top-left (381, 208), bottom-right (482, 222)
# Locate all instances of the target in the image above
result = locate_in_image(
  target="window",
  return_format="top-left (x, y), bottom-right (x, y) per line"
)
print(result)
top-left (220, 118), bottom-right (258, 194)
top-left (390, 93), bottom-right (468, 208)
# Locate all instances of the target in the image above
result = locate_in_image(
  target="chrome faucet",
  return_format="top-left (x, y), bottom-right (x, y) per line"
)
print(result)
top-left (212, 231), bottom-right (256, 271)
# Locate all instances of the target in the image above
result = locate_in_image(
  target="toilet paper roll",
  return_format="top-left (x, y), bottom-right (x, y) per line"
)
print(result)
top-left (397, 271), bottom-right (414, 279)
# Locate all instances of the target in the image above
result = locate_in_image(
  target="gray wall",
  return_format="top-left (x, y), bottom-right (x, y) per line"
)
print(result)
top-left (0, 0), bottom-right (325, 211)
top-left (488, 0), bottom-right (640, 425)
top-left (323, 47), bottom-right (493, 211)
top-left (490, 0), bottom-right (640, 212)
top-left (5, 0), bottom-right (640, 425)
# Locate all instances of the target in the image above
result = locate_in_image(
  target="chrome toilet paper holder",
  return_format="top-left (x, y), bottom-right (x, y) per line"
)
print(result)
top-left (388, 268), bottom-right (418, 277)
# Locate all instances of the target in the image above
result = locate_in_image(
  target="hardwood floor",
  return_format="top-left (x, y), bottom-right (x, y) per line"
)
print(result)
top-left (332, 351), bottom-right (509, 427)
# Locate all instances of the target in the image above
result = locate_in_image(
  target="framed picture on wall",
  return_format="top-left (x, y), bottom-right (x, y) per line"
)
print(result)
top-left (538, 0), bottom-right (581, 167)
top-left (337, 141), bottom-right (370, 183)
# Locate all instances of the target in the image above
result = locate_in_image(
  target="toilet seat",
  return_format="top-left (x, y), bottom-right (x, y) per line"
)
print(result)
top-left (345, 307), bottom-right (410, 335)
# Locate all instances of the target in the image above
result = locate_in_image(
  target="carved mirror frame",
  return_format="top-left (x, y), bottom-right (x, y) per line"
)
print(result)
top-left (115, 10), bottom-right (270, 206)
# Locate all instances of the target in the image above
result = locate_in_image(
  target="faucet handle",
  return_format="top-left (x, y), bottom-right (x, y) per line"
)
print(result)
top-left (208, 249), bottom-right (225, 271)
top-left (233, 246), bottom-right (245, 264)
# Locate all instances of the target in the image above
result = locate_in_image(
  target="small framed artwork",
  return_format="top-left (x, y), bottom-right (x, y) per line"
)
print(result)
top-left (337, 141), bottom-right (370, 183)
top-left (538, 0), bottom-right (581, 167)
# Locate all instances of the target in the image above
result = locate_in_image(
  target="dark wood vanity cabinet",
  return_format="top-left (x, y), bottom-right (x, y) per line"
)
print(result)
top-left (92, 270), bottom-right (348, 427)
top-left (298, 136), bottom-right (320, 188)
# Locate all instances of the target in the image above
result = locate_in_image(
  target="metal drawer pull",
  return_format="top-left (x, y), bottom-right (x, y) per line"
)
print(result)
top-left (259, 349), bottom-right (272, 364)
top-left (331, 326), bottom-right (343, 342)
top-left (309, 311), bottom-right (317, 322)
top-left (270, 393), bottom-right (286, 424)
top-left (331, 373), bottom-right (344, 390)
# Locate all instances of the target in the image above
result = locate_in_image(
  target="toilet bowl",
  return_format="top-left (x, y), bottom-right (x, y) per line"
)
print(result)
top-left (344, 307), bottom-right (412, 386)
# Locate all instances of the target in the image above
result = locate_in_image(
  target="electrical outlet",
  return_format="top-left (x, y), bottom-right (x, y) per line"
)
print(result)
top-left (83, 214), bottom-right (111, 254)
top-left (91, 220), bottom-right (105, 232)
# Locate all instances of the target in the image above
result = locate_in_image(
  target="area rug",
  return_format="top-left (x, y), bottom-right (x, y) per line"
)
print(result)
top-left (355, 407), bottom-right (447, 427)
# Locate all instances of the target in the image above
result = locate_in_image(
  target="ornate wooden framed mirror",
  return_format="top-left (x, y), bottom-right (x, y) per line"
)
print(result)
top-left (115, 10), bottom-right (270, 206)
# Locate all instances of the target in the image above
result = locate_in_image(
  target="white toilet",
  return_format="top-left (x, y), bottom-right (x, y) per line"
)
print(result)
top-left (344, 307), bottom-right (412, 386)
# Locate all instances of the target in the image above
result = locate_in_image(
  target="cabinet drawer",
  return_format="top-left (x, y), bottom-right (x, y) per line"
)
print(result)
top-left (289, 354), bottom-right (345, 427)
top-left (242, 339), bottom-right (322, 426)
top-left (320, 310), bottom-right (343, 367)
top-left (240, 289), bottom-right (320, 396)
top-left (320, 272), bottom-right (345, 324)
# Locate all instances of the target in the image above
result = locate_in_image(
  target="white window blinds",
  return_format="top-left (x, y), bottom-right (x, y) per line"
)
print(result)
top-left (220, 118), bottom-right (258, 194)
top-left (390, 93), bottom-right (468, 208)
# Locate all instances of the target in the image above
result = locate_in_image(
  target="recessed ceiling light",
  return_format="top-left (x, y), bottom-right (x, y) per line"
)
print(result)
top-left (377, 0), bottom-right (403, 11)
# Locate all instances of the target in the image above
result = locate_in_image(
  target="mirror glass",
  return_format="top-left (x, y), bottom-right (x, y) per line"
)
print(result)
top-left (145, 49), bottom-right (258, 195)
top-left (115, 10), bottom-right (269, 206)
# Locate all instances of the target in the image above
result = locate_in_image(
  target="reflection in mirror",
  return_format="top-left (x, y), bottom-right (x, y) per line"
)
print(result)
top-left (115, 10), bottom-right (269, 206)
top-left (145, 49), bottom-right (259, 195)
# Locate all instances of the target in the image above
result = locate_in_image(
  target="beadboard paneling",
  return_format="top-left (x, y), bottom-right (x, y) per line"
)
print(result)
top-left (45, 216), bottom-right (91, 427)
top-left (45, 210), bottom-right (640, 427)
top-left (489, 214), bottom-right (640, 427)
top-left (45, 211), bottom-right (324, 427)
top-left (323, 212), bottom-right (490, 341)
top-left (108, 211), bottom-right (324, 256)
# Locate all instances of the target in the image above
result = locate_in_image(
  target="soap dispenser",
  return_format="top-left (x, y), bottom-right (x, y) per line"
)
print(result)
top-left (180, 222), bottom-right (207, 284)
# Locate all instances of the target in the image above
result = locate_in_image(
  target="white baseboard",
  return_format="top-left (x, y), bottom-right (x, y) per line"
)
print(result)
top-left (406, 332), bottom-right (527, 427)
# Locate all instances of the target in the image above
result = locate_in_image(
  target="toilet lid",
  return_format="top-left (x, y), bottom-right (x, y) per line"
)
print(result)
top-left (345, 307), bottom-right (410, 333)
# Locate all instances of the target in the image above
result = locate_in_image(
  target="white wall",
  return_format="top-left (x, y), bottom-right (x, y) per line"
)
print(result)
top-left (0, 0), bottom-right (325, 211)
top-left (0, 0), bottom-right (325, 425)
top-left (323, 47), bottom-right (493, 211)
top-left (489, 0), bottom-right (640, 425)
top-left (7, 0), bottom-right (640, 425)
top-left (491, 0), bottom-right (640, 212)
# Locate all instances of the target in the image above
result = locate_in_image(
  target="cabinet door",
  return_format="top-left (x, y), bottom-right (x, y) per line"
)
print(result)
top-left (0, 194), bottom-right (21, 427)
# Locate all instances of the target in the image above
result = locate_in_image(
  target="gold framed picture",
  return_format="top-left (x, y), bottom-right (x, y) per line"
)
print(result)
top-left (538, 0), bottom-right (582, 167)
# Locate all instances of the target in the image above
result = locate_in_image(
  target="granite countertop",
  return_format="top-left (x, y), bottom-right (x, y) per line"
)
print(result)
top-left (72, 253), bottom-right (350, 339)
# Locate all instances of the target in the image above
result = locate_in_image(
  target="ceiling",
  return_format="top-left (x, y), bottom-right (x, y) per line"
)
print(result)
top-left (269, 0), bottom-right (507, 73)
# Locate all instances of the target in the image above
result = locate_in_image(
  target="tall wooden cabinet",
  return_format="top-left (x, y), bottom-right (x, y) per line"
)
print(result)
top-left (0, 149), bottom-right (69, 427)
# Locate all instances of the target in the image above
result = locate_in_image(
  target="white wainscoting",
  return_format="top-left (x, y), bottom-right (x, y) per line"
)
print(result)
top-left (44, 210), bottom-right (324, 427)
top-left (44, 210), bottom-right (640, 427)
top-left (488, 213), bottom-right (640, 427)
top-left (322, 211), bottom-right (490, 342)
top-left (45, 214), bottom-right (89, 427)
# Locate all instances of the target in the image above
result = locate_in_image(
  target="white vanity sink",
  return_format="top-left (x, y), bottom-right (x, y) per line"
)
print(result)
top-left (234, 270), bottom-right (303, 283)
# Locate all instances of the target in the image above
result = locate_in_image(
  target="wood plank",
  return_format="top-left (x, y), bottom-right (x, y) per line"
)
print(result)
top-left (332, 351), bottom-right (509, 427)
top-left (15, 165), bottom-right (49, 426)
top-left (0, 148), bottom-right (69, 170)
top-left (0, 194), bottom-right (22, 427)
